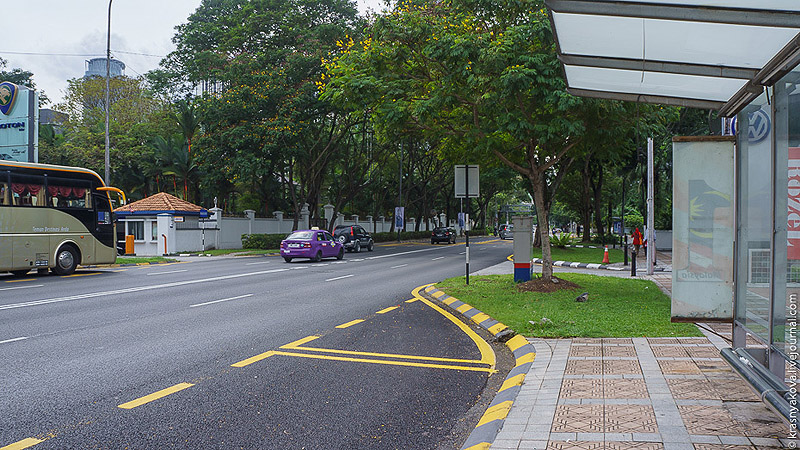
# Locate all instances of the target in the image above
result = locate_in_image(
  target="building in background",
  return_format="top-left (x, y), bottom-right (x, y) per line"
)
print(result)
top-left (84, 58), bottom-right (125, 79)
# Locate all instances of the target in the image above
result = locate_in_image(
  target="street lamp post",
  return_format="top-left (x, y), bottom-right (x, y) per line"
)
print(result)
top-left (105, 0), bottom-right (113, 186)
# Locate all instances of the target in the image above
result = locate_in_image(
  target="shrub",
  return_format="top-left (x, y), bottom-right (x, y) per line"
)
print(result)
top-left (241, 233), bottom-right (285, 249)
top-left (550, 232), bottom-right (573, 248)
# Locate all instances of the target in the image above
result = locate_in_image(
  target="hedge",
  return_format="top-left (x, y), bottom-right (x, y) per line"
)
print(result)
top-left (241, 233), bottom-right (285, 250)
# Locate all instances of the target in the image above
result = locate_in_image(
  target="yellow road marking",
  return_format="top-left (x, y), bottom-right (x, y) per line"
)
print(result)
top-left (0, 437), bottom-right (45, 450)
top-left (476, 400), bottom-right (513, 426)
top-left (507, 254), bottom-right (513, 261)
top-left (471, 312), bottom-right (490, 324)
top-left (405, 298), bottom-right (417, 303)
top-left (336, 319), bottom-right (364, 329)
top-left (456, 304), bottom-right (473, 314)
top-left (411, 285), bottom-right (496, 369)
top-left (376, 306), bottom-right (398, 314)
top-left (499, 373), bottom-right (526, 392)
top-left (283, 335), bottom-right (320, 348)
top-left (271, 350), bottom-right (496, 373)
top-left (284, 345), bottom-right (489, 365)
top-left (487, 323), bottom-right (507, 334)
top-left (231, 350), bottom-right (277, 368)
top-left (118, 382), bottom-right (194, 409)
top-left (4, 278), bottom-right (35, 283)
top-left (506, 335), bottom-right (529, 352)
top-left (61, 272), bottom-right (99, 278)
top-left (516, 352), bottom-right (536, 366)
top-left (463, 443), bottom-right (491, 450)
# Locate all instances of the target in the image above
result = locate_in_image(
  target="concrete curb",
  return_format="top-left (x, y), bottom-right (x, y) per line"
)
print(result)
top-left (421, 285), bottom-right (536, 450)
top-left (81, 260), bottom-right (177, 268)
top-left (534, 258), bottom-right (668, 272)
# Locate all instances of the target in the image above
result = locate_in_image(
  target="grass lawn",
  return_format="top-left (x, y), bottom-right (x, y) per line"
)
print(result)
top-left (532, 246), bottom-right (625, 264)
top-left (435, 273), bottom-right (700, 338)
top-left (115, 256), bottom-right (176, 264)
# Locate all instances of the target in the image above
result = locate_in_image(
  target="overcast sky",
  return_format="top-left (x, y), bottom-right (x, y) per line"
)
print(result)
top-left (3, 0), bottom-right (387, 107)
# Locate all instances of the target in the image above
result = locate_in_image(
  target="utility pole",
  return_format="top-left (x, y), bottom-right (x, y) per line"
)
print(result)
top-left (647, 137), bottom-right (655, 275)
top-left (397, 142), bottom-right (403, 243)
top-left (465, 165), bottom-right (470, 285)
top-left (104, 0), bottom-right (113, 186)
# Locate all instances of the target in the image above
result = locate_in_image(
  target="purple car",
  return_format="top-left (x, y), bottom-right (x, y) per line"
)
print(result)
top-left (281, 229), bottom-right (345, 262)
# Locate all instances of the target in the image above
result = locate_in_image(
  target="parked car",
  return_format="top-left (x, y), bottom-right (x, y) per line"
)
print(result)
top-left (499, 223), bottom-right (513, 240)
top-left (281, 229), bottom-right (344, 262)
top-left (333, 224), bottom-right (374, 253)
top-left (431, 226), bottom-right (456, 244)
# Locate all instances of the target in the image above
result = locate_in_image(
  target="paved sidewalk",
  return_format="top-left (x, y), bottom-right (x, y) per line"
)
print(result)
top-left (467, 253), bottom-right (794, 449)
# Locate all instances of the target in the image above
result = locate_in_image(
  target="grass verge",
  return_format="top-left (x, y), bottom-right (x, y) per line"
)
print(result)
top-left (115, 256), bottom-right (176, 264)
top-left (435, 273), bottom-right (700, 338)
top-left (533, 246), bottom-right (625, 264)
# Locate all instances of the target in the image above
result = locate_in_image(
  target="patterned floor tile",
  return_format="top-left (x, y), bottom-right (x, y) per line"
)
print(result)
top-left (606, 443), bottom-right (663, 450)
top-left (679, 338), bottom-right (711, 344)
top-left (552, 404), bottom-right (604, 432)
top-left (678, 405), bottom-right (743, 436)
top-left (696, 360), bottom-right (732, 374)
top-left (649, 338), bottom-right (680, 344)
top-left (566, 360), bottom-right (603, 375)
top-left (658, 360), bottom-right (702, 374)
top-left (706, 377), bottom-right (759, 401)
top-left (605, 379), bottom-right (649, 398)
top-left (548, 441), bottom-right (604, 450)
top-left (604, 346), bottom-right (638, 357)
top-left (561, 378), bottom-right (604, 398)
top-left (573, 338), bottom-right (603, 344)
top-left (605, 405), bottom-right (658, 433)
top-left (685, 347), bottom-right (722, 358)
top-left (651, 346), bottom-right (689, 358)
top-left (604, 338), bottom-right (634, 345)
top-left (604, 360), bottom-right (643, 375)
top-left (666, 378), bottom-right (719, 400)
top-left (571, 346), bottom-right (603, 357)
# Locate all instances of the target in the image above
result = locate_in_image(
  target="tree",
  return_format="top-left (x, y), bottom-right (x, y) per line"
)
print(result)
top-left (162, 0), bottom-right (365, 223)
top-left (323, 0), bottom-right (623, 280)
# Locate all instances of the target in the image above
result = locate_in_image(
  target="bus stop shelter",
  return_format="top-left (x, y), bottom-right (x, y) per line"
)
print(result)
top-left (545, 0), bottom-right (800, 428)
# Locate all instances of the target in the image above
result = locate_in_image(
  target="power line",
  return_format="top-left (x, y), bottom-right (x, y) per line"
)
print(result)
top-left (0, 50), bottom-right (103, 57)
top-left (112, 50), bottom-right (166, 58)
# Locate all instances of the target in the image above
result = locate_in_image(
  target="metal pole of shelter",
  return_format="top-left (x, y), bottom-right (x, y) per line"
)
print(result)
top-left (104, 0), bottom-right (113, 186)
top-left (465, 165), bottom-right (470, 285)
top-left (398, 142), bottom-right (402, 243)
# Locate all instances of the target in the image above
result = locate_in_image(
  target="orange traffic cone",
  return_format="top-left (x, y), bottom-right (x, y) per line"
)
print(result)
top-left (602, 245), bottom-right (610, 264)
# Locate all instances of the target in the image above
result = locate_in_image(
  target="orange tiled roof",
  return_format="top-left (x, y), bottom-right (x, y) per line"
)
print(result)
top-left (114, 192), bottom-right (204, 213)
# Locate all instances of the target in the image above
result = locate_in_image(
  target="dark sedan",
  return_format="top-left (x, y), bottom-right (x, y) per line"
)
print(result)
top-left (431, 227), bottom-right (457, 244)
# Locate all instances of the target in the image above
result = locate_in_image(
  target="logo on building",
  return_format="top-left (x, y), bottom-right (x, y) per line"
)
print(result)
top-left (0, 82), bottom-right (18, 115)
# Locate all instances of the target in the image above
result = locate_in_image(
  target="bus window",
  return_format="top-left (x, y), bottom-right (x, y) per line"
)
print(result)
top-left (47, 177), bottom-right (92, 209)
top-left (0, 181), bottom-right (7, 205)
top-left (10, 175), bottom-right (45, 206)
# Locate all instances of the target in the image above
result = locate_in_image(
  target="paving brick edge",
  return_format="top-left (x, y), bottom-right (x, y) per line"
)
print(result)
top-left (421, 285), bottom-right (536, 450)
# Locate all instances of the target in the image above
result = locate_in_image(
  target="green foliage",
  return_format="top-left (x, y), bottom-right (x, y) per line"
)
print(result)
top-left (436, 274), bottom-right (702, 338)
top-left (625, 212), bottom-right (644, 229)
top-left (241, 234), bottom-right (285, 250)
top-left (549, 232), bottom-right (573, 248)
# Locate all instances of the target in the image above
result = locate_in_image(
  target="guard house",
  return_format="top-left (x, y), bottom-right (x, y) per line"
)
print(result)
top-left (545, 0), bottom-right (800, 428)
top-left (114, 192), bottom-right (208, 256)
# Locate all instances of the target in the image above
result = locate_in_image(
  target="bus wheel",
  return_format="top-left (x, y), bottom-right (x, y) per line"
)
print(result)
top-left (54, 245), bottom-right (79, 275)
top-left (10, 269), bottom-right (29, 277)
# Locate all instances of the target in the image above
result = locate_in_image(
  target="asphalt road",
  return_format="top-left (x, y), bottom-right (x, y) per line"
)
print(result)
top-left (1, 237), bottom-right (513, 449)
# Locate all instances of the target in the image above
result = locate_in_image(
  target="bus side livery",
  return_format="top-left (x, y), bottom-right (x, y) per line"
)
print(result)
top-left (0, 161), bottom-right (125, 276)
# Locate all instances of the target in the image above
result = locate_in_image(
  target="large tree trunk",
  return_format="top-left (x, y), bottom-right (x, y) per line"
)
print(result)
top-left (530, 172), bottom-right (553, 280)
top-left (591, 166), bottom-right (604, 241)
top-left (581, 158), bottom-right (593, 242)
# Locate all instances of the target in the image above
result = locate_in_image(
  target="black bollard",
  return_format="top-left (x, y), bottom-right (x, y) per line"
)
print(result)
top-left (624, 242), bottom-right (628, 266)
top-left (631, 250), bottom-right (637, 277)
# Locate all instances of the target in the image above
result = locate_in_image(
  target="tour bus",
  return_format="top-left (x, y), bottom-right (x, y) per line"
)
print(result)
top-left (0, 161), bottom-right (125, 276)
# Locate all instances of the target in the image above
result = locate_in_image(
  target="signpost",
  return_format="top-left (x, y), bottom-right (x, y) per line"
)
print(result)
top-left (455, 165), bottom-right (479, 285)
top-left (0, 82), bottom-right (38, 162)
